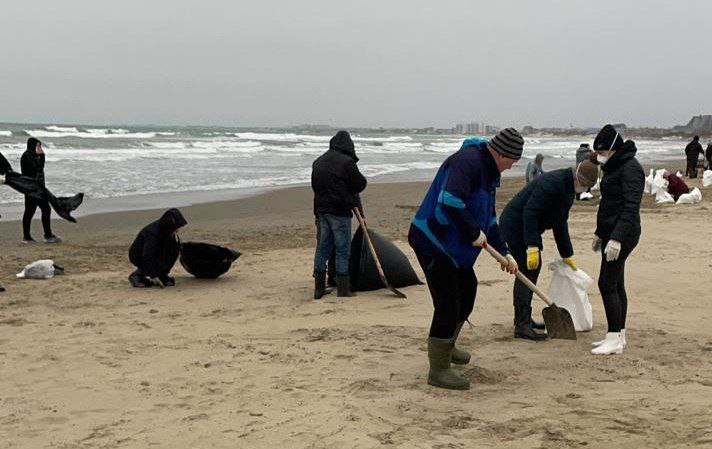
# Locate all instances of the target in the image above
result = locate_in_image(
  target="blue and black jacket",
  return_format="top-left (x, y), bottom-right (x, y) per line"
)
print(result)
top-left (408, 137), bottom-right (509, 268)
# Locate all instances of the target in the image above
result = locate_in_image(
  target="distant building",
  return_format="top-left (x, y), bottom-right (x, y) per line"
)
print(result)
top-left (454, 122), bottom-right (499, 135)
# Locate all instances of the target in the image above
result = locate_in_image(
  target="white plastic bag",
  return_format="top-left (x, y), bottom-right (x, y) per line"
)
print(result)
top-left (546, 260), bottom-right (593, 332)
top-left (655, 189), bottom-right (675, 204)
top-left (651, 169), bottom-right (667, 195)
top-left (644, 169), bottom-right (654, 194)
top-left (579, 192), bottom-right (594, 200)
top-left (17, 259), bottom-right (55, 279)
top-left (676, 187), bottom-right (702, 205)
top-left (703, 170), bottom-right (712, 187)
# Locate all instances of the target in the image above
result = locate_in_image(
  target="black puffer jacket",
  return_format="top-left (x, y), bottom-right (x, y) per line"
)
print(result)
top-left (685, 140), bottom-right (703, 161)
top-left (21, 138), bottom-right (45, 186)
top-left (311, 131), bottom-right (367, 217)
top-left (595, 140), bottom-right (644, 244)
top-left (129, 208), bottom-right (187, 277)
top-left (499, 168), bottom-right (575, 257)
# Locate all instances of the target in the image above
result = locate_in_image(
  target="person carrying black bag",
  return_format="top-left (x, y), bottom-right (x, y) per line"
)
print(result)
top-left (21, 137), bottom-right (61, 244)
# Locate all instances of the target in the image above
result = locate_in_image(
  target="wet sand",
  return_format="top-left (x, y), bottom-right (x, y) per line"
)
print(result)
top-left (1, 175), bottom-right (712, 448)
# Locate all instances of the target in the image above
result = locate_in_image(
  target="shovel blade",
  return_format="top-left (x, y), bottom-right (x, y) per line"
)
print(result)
top-left (542, 304), bottom-right (577, 340)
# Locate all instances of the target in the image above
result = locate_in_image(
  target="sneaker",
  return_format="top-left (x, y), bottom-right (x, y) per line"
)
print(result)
top-left (44, 235), bottom-right (63, 244)
top-left (21, 238), bottom-right (37, 245)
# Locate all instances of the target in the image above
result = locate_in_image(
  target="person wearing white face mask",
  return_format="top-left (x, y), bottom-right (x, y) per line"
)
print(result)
top-left (590, 124), bottom-right (645, 355)
top-left (499, 160), bottom-right (599, 340)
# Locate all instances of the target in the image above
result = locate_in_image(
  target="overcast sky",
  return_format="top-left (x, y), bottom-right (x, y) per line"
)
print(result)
top-left (1, 0), bottom-right (710, 128)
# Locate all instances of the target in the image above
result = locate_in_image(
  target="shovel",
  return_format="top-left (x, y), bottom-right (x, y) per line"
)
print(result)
top-left (482, 243), bottom-right (577, 340)
top-left (353, 208), bottom-right (407, 299)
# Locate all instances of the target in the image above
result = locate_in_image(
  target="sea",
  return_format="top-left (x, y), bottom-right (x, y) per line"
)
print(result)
top-left (0, 122), bottom-right (690, 218)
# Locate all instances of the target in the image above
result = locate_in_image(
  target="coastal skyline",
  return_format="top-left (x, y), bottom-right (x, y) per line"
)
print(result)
top-left (1, 1), bottom-right (711, 129)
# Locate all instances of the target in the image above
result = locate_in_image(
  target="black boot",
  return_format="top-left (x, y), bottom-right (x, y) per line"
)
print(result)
top-left (336, 275), bottom-right (356, 297)
top-left (128, 270), bottom-right (151, 288)
top-left (530, 317), bottom-right (546, 330)
top-left (514, 306), bottom-right (547, 341)
top-left (314, 271), bottom-right (328, 299)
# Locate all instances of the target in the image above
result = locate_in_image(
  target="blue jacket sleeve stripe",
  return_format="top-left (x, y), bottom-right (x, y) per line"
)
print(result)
top-left (440, 190), bottom-right (466, 209)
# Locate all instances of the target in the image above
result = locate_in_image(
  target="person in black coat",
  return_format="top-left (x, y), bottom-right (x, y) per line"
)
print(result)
top-left (590, 124), bottom-right (644, 355)
top-left (499, 160), bottom-right (599, 340)
top-left (706, 142), bottom-right (712, 171)
top-left (128, 208), bottom-right (187, 288)
top-left (684, 136), bottom-right (704, 178)
top-left (311, 131), bottom-right (367, 298)
top-left (21, 137), bottom-right (61, 244)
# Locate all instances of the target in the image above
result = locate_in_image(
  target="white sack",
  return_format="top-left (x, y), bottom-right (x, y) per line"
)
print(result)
top-left (546, 260), bottom-right (594, 332)
top-left (703, 170), bottom-right (712, 187)
top-left (676, 187), bottom-right (702, 205)
top-left (17, 259), bottom-right (55, 279)
top-left (644, 169), bottom-right (654, 194)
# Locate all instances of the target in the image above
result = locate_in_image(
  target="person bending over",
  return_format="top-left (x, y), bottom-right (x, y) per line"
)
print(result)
top-left (128, 208), bottom-right (187, 288)
top-left (500, 160), bottom-right (599, 340)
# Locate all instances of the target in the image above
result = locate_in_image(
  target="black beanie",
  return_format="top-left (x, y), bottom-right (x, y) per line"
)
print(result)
top-left (26, 137), bottom-right (41, 152)
top-left (593, 124), bottom-right (623, 152)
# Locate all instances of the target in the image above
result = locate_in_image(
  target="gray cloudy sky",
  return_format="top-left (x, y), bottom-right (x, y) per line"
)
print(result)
top-left (1, 0), bottom-right (710, 128)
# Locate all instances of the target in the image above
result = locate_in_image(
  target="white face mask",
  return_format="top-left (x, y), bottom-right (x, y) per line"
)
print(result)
top-left (597, 154), bottom-right (609, 164)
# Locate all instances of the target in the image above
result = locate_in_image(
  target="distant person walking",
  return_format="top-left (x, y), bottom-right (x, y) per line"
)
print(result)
top-left (706, 142), bottom-right (712, 170)
top-left (311, 131), bottom-right (367, 299)
top-left (21, 138), bottom-right (61, 244)
top-left (590, 125), bottom-right (644, 356)
top-left (684, 136), bottom-right (704, 178)
top-left (576, 143), bottom-right (592, 164)
top-left (525, 153), bottom-right (544, 183)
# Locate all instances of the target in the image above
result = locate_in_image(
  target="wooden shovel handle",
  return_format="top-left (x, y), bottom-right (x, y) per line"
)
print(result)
top-left (482, 243), bottom-right (554, 307)
top-left (353, 208), bottom-right (387, 282)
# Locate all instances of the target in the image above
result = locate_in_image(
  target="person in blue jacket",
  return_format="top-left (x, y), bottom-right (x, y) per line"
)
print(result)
top-left (408, 128), bottom-right (523, 391)
top-left (499, 160), bottom-right (599, 341)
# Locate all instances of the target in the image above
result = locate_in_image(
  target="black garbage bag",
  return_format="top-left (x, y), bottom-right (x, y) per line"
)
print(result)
top-left (180, 242), bottom-right (241, 279)
top-left (349, 227), bottom-right (423, 292)
top-left (2, 153), bottom-right (84, 223)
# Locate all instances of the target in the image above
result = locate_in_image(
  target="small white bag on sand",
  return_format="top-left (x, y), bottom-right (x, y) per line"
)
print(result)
top-left (644, 169), bottom-right (654, 194)
top-left (655, 188), bottom-right (675, 204)
top-left (17, 259), bottom-right (56, 279)
top-left (676, 187), bottom-right (702, 205)
top-left (546, 260), bottom-right (593, 332)
top-left (703, 170), bottom-right (712, 187)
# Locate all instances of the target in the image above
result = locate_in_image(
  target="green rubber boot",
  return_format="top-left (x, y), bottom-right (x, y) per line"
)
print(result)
top-left (451, 322), bottom-right (471, 365)
top-left (427, 337), bottom-right (470, 390)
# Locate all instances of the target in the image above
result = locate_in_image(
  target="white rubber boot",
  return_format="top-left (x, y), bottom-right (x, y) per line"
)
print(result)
top-left (591, 332), bottom-right (623, 355)
top-left (591, 336), bottom-right (606, 347)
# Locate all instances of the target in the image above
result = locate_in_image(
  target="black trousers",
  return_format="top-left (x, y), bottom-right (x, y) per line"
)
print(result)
top-left (508, 245), bottom-right (542, 322)
top-left (598, 239), bottom-right (637, 332)
top-left (416, 251), bottom-right (478, 339)
top-left (686, 158), bottom-right (698, 178)
top-left (22, 196), bottom-right (53, 240)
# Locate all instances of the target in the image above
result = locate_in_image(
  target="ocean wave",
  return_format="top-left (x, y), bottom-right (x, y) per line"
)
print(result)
top-left (27, 127), bottom-right (158, 139)
top-left (360, 161), bottom-right (441, 177)
top-left (0, 131), bottom-right (12, 137)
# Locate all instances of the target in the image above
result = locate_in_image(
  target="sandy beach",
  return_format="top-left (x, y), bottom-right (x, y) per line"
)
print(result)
top-left (1, 175), bottom-right (712, 449)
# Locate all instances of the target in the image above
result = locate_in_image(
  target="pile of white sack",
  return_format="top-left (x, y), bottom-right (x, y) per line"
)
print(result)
top-left (644, 168), bottom-right (706, 205)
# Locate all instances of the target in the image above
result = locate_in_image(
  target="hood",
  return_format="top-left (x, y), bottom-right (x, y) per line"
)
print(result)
top-left (329, 131), bottom-right (357, 161)
top-left (26, 137), bottom-right (41, 153)
top-left (159, 208), bottom-right (187, 234)
top-left (602, 140), bottom-right (637, 172)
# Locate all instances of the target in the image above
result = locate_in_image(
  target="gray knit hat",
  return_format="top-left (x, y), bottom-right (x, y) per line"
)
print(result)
top-left (487, 128), bottom-right (524, 159)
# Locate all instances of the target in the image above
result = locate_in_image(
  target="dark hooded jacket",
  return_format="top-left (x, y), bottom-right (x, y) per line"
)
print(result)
top-left (129, 208), bottom-right (187, 277)
top-left (499, 168), bottom-right (575, 258)
top-left (21, 138), bottom-right (46, 186)
top-left (706, 144), bottom-right (712, 168)
top-left (595, 140), bottom-right (644, 244)
top-left (311, 131), bottom-right (367, 217)
top-left (685, 139), bottom-right (703, 162)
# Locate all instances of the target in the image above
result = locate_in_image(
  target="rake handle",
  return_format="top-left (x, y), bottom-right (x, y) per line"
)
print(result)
top-left (482, 243), bottom-right (554, 307)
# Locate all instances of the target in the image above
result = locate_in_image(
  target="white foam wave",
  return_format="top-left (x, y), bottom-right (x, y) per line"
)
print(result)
top-left (0, 131), bottom-right (12, 137)
top-left (361, 161), bottom-right (441, 177)
top-left (27, 128), bottom-right (158, 139)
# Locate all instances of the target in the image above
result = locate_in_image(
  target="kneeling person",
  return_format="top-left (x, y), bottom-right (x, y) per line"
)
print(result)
top-left (499, 160), bottom-right (599, 340)
top-left (128, 208), bottom-right (187, 288)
